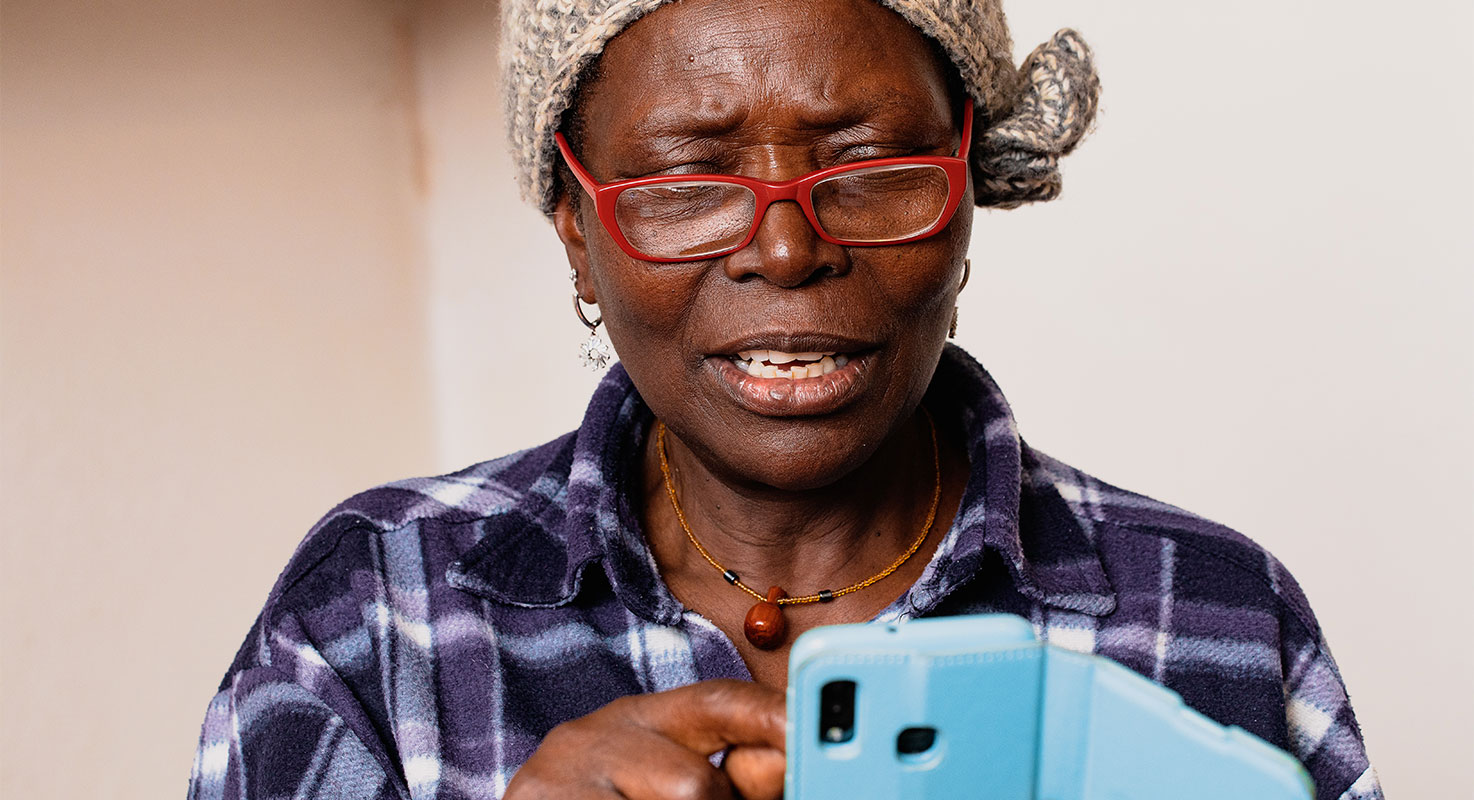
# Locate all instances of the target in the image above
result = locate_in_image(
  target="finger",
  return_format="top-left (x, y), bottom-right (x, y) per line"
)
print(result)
top-left (624, 680), bottom-right (786, 755)
top-left (723, 745), bottom-right (785, 800)
top-left (610, 735), bottom-right (737, 800)
top-left (510, 726), bottom-right (736, 800)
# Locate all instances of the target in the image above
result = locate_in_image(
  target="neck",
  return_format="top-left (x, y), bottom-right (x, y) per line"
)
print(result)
top-left (642, 410), bottom-right (939, 595)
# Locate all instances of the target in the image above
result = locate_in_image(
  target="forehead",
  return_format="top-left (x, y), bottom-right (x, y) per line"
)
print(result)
top-left (581, 0), bottom-right (954, 133)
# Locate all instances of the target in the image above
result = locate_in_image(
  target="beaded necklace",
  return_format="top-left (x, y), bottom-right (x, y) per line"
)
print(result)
top-left (654, 411), bottom-right (941, 649)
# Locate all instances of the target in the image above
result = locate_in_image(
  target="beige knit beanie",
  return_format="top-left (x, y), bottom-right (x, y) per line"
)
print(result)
top-left (501, 0), bottom-right (1099, 214)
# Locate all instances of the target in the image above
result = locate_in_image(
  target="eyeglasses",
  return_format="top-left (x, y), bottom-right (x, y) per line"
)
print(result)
top-left (555, 103), bottom-right (973, 263)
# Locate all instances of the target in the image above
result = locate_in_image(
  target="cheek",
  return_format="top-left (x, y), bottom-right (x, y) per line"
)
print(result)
top-left (869, 219), bottom-right (972, 334)
top-left (584, 231), bottom-right (706, 365)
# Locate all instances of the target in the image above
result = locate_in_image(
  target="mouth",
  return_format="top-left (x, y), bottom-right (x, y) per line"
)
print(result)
top-left (705, 341), bottom-right (876, 417)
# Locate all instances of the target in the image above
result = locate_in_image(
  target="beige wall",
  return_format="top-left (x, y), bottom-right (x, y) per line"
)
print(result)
top-left (409, 0), bottom-right (596, 468)
top-left (3, 0), bottom-right (1471, 797)
top-left (1, 1), bottom-right (435, 797)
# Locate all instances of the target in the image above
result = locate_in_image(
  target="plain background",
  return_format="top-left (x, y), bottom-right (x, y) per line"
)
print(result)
top-left (2, 0), bottom-right (1470, 797)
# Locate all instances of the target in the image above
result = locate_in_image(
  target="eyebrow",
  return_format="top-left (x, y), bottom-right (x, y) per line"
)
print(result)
top-left (625, 95), bottom-right (944, 146)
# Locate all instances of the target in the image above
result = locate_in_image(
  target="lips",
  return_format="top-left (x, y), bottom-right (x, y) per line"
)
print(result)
top-left (705, 335), bottom-right (876, 416)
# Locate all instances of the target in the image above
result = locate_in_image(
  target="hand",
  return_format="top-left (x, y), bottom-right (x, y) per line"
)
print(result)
top-left (505, 679), bottom-right (786, 800)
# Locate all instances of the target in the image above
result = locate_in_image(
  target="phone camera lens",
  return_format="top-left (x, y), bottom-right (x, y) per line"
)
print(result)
top-left (818, 680), bottom-right (856, 745)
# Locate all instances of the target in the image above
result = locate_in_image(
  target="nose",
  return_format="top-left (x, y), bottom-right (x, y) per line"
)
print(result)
top-left (722, 199), bottom-right (849, 287)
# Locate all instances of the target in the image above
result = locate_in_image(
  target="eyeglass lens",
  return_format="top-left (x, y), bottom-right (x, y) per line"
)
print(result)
top-left (812, 164), bottom-right (949, 243)
top-left (611, 164), bottom-right (951, 259)
top-left (615, 182), bottom-right (758, 260)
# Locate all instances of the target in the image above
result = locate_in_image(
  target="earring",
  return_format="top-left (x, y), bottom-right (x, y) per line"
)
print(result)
top-left (949, 259), bottom-right (971, 339)
top-left (573, 293), bottom-right (611, 370)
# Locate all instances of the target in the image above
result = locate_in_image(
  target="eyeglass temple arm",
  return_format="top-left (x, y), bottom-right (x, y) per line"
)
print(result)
top-left (957, 101), bottom-right (974, 160)
top-left (554, 132), bottom-right (602, 197)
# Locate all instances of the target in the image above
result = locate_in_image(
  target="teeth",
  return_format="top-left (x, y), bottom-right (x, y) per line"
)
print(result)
top-left (731, 350), bottom-right (853, 379)
top-left (738, 349), bottom-right (831, 363)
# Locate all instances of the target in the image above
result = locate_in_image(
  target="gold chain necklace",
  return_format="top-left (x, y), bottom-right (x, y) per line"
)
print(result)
top-left (655, 409), bottom-right (942, 650)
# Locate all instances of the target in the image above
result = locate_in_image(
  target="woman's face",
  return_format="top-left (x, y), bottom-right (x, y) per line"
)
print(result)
top-left (556, 0), bottom-right (973, 491)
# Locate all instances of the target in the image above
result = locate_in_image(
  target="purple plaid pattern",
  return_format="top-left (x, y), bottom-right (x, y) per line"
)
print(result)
top-left (189, 345), bottom-right (1380, 799)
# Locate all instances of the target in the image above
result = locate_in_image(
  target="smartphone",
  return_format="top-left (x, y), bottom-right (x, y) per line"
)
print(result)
top-left (785, 615), bottom-right (1313, 800)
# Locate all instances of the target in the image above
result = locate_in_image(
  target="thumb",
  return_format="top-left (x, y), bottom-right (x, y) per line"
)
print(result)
top-left (724, 745), bottom-right (785, 800)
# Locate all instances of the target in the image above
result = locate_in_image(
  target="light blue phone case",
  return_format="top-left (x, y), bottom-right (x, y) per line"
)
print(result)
top-left (785, 615), bottom-right (1313, 800)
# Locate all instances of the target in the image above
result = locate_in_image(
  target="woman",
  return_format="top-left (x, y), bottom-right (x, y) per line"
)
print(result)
top-left (189, 0), bottom-right (1380, 798)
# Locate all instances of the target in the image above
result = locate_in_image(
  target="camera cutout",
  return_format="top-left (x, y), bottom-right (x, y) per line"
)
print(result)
top-left (818, 680), bottom-right (856, 744)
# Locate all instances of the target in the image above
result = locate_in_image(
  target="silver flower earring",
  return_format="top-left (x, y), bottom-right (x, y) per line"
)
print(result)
top-left (572, 270), bottom-right (611, 370)
top-left (950, 259), bottom-right (971, 339)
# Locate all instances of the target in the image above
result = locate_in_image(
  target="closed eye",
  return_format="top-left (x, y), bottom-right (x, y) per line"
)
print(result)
top-left (827, 139), bottom-right (950, 167)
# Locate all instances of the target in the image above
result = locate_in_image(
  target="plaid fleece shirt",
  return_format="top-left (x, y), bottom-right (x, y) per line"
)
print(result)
top-left (189, 345), bottom-right (1381, 800)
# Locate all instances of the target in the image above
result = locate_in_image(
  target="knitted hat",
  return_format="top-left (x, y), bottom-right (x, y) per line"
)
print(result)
top-left (501, 0), bottom-right (1099, 214)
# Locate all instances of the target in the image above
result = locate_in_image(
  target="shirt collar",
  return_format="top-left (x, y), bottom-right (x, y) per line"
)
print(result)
top-left (448, 345), bottom-right (1115, 621)
top-left (905, 346), bottom-right (1116, 617)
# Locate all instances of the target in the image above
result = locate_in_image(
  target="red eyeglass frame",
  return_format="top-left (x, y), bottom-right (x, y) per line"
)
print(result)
top-left (554, 102), bottom-right (973, 263)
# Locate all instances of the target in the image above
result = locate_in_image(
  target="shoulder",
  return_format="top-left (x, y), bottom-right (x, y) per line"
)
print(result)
top-left (195, 438), bottom-right (582, 797)
top-left (222, 432), bottom-right (579, 675)
top-left (295, 433), bottom-right (573, 576)
top-left (1022, 445), bottom-right (1324, 646)
top-left (315, 430), bottom-right (578, 539)
top-left (1018, 446), bottom-right (1389, 793)
top-left (1022, 451), bottom-right (1384, 798)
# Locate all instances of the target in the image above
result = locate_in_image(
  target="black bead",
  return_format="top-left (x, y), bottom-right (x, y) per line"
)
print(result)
top-left (818, 589), bottom-right (834, 602)
top-left (723, 569), bottom-right (740, 585)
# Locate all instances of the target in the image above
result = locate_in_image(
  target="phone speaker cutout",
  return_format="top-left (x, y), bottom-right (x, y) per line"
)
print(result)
top-left (896, 726), bottom-right (938, 761)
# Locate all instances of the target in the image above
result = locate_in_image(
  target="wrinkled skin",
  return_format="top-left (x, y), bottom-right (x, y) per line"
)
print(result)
top-left (508, 0), bottom-right (975, 796)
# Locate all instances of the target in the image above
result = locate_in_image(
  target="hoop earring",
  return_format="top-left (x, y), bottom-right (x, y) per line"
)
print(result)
top-left (950, 258), bottom-right (971, 339)
top-left (574, 293), bottom-right (612, 370)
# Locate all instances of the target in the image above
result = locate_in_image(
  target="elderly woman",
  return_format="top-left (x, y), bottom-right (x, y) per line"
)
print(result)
top-left (188, 1), bottom-right (1380, 799)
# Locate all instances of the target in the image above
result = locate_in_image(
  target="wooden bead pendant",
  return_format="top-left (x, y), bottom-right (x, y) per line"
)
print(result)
top-left (743, 586), bottom-right (788, 650)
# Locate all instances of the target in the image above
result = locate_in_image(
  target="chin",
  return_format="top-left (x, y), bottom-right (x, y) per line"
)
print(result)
top-left (670, 400), bottom-right (909, 493)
